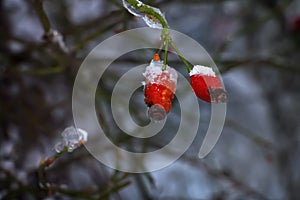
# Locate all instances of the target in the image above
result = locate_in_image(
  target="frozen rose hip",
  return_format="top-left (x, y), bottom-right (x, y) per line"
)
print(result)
top-left (143, 54), bottom-right (178, 121)
top-left (189, 65), bottom-right (226, 103)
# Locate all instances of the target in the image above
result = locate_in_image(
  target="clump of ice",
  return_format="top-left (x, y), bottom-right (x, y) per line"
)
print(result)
top-left (189, 65), bottom-right (216, 77)
top-left (54, 126), bottom-right (88, 153)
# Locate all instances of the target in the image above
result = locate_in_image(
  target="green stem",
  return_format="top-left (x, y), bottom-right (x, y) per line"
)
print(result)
top-left (169, 39), bottom-right (192, 72)
top-left (125, 0), bottom-right (193, 73)
top-left (163, 38), bottom-right (168, 70)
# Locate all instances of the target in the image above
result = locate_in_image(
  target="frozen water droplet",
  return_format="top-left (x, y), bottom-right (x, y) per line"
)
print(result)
top-left (148, 104), bottom-right (166, 122)
top-left (122, 0), bottom-right (144, 17)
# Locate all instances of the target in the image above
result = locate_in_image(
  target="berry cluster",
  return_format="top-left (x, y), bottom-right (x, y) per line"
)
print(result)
top-left (143, 54), bottom-right (226, 121)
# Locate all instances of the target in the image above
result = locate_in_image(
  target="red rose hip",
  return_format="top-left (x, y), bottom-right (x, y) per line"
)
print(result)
top-left (189, 65), bottom-right (226, 103)
top-left (143, 54), bottom-right (178, 121)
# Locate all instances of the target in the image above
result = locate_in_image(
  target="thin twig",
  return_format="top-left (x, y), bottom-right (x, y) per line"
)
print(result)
top-left (32, 0), bottom-right (51, 32)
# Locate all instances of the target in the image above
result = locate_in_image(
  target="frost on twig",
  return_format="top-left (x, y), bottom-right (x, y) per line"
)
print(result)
top-left (54, 126), bottom-right (88, 153)
top-left (43, 29), bottom-right (69, 53)
top-left (122, 0), bottom-right (168, 29)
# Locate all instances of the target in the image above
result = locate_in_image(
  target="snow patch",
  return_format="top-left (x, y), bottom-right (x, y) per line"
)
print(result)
top-left (143, 60), bottom-right (178, 84)
top-left (190, 65), bottom-right (216, 77)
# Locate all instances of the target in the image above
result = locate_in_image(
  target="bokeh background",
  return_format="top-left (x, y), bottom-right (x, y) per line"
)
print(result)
top-left (1, 0), bottom-right (300, 199)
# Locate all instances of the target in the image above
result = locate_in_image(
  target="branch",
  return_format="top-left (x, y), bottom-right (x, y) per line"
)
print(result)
top-left (32, 0), bottom-right (51, 32)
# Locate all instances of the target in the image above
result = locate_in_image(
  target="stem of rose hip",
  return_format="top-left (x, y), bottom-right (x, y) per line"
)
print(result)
top-left (125, 0), bottom-right (192, 72)
top-left (163, 38), bottom-right (169, 71)
top-left (169, 39), bottom-right (192, 72)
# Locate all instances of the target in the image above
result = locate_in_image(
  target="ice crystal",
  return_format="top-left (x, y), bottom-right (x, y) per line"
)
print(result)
top-left (55, 126), bottom-right (88, 153)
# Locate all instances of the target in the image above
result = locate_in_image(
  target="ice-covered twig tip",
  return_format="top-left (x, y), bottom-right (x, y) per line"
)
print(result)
top-left (54, 126), bottom-right (88, 153)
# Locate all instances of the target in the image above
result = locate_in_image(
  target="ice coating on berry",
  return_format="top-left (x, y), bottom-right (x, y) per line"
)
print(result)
top-left (143, 59), bottom-right (178, 92)
top-left (189, 65), bottom-right (216, 77)
top-left (148, 104), bottom-right (166, 122)
top-left (143, 58), bottom-right (178, 114)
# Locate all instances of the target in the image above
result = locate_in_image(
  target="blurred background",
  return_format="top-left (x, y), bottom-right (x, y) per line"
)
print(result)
top-left (1, 0), bottom-right (300, 199)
